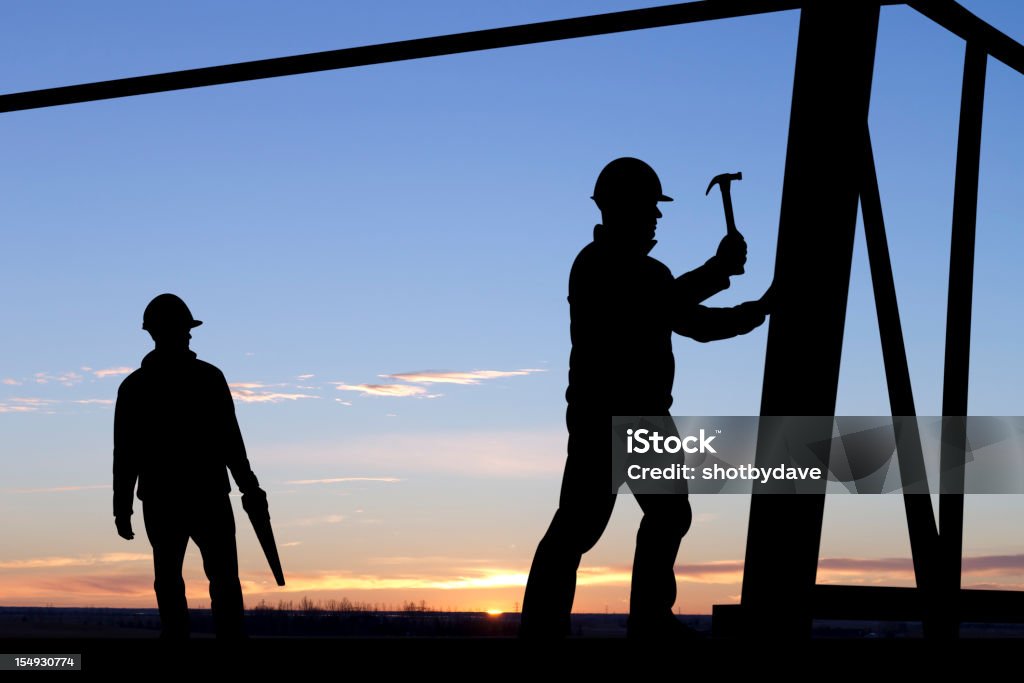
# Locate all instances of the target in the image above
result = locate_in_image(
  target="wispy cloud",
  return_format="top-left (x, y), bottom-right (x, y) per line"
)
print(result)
top-left (333, 383), bottom-right (428, 398)
top-left (93, 367), bottom-right (134, 379)
top-left (5, 484), bottom-right (108, 494)
top-left (676, 560), bottom-right (745, 585)
top-left (72, 398), bottom-right (114, 405)
top-left (33, 371), bottom-right (83, 387)
top-left (285, 477), bottom-right (402, 485)
top-left (815, 555), bottom-right (1024, 586)
top-left (2, 378), bottom-right (21, 386)
top-left (297, 374), bottom-right (315, 380)
top-left (11, 397), bottom-right (58, 406)
top-left (0, 397), bottom-right (59, 414)
top-left (0, 552), bottom-right (150, 570)
top-left (382, 369), bottom-right (545, 385)
top-left (0, 405), bottom-right (35, 414)
top-left (229, 385), bottom-right (319, 403)
top-left (964, 555), bottom-right (1024, 574)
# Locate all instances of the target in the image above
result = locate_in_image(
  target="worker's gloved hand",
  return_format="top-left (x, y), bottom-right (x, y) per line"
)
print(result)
top-left (242, 486), bottom-right (270, 518)
top-left (115, 515), bottom-right (134, 540)
top-left (716, 232), bottom-right (748, 276)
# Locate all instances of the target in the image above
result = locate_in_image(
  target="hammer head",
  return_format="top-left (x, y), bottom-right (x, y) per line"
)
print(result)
top-left (705, 171), bottom-right (743, 196)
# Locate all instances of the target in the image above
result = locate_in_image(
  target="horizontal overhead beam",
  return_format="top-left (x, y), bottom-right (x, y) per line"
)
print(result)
top-left (0, 0), bottom-right (803, 113)
top-left (909, 0), bottom-right (1024, 75)
top-left (1, 1), bottom-right (1019, 115)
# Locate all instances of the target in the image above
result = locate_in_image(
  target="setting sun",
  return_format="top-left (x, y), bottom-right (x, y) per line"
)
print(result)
top-left (485, 609), bottom-right (503, 617)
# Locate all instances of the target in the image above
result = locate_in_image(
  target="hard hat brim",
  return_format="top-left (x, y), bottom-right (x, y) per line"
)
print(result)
top-left (142, 319), bottom-right (203, 331)
top-left (591, 194), bottom-right (674, 202)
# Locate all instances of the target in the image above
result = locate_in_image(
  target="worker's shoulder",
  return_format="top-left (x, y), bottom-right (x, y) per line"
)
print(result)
top-left (193, 358), bottom-right (228, 383)
top-left (642, 254), bottom-right (673, 279)
top-left (569, 242), bottom-right (672, 288)
top-left (116, 367), bottom-right (145, 394)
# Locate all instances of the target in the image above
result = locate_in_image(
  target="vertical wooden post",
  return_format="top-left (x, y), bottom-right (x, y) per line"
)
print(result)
top-left (740, 1), bottom-right (880, 637)
top-left (862, 130), bottom-right (942, 634)
top-left (939, 41), bottom-right (987, 637)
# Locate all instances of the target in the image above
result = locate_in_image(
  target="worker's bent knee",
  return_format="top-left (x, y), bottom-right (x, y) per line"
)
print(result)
top-left (641, 503), bottom-right (692, 539)
top-left (544, 507), bottom-right (613, 556)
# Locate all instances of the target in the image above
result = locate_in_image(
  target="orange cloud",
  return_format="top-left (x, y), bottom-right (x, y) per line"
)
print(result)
top-left (0, 552), bottom-right (150, 570)
top-left (5, 554), bottom-right (1024, 613)
top-left (245, 568), bottom-right (530, 593)
top-left (382, 369), bottom-right (545, 385)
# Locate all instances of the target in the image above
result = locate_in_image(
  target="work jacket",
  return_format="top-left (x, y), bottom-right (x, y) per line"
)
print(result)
top-left (566, 224), bottom-right (764, 417)
top-left (113, 349), bottom-right (260, 518)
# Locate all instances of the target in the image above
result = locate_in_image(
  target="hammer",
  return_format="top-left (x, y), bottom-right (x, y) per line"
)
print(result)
top-left (705, 171), bottom-right (744, 274)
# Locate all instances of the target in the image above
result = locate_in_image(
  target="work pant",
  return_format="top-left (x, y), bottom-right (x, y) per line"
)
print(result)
top-left (142, 495), bottom-right (245, 639)
top-left (520, 412), bottom-right (692, 637)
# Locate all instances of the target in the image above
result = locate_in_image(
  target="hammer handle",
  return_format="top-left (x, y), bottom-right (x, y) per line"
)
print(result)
top-left (719, 186), bottom-right (744, 274)
top-left (721, 186), bottom-right (739, 236)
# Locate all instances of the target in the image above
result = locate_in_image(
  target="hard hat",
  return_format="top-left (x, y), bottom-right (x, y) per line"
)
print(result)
top-left (142, 293), bottom-right (203, 331)
top-left (591, 157), bottom-right (673, 206)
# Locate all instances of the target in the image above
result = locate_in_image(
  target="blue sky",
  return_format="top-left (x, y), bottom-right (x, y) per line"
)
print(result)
top-left (1, 1), bottom-right (1023, 613)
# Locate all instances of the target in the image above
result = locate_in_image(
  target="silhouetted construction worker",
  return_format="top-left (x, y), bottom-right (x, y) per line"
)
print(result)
top-left (113, 293), bottom-right (269, 639)
top-left (520, 158), bottom-right (771, 638)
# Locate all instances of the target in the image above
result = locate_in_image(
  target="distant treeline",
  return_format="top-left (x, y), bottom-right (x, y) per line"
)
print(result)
top-left (250, 597), bottom-right (445, 614)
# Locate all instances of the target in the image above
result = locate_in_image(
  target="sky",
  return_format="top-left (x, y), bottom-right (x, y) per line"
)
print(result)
top-left (1, 1), bottom-right (1024, 616)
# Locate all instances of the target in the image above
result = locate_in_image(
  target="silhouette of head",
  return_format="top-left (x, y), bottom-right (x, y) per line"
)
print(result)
top-left (142, 293), bottom-right (202, 351)
top-left (591, 157), bottom-right (673, 246)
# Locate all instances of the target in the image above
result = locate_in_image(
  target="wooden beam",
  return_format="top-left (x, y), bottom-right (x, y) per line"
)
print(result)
top-left (0, 0), bottom-right (804, 113)
top-left (938, 40), bottom-right (987, 636)
top-left (741, 2), bottom-right (881, 638)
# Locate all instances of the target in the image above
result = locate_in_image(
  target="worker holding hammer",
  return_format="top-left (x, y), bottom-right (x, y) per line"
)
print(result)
top-left (520, 157), bottom-right (771, 639)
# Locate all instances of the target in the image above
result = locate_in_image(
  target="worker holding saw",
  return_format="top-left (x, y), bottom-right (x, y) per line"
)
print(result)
top-left (520, 157), bottom-right (772, 639)
top-left (113, 293), bottom-right (283, 639)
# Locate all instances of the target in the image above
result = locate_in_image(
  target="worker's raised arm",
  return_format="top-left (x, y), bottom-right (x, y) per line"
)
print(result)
top-left (673, 233), bottom-right (749, 305)
top-left (674, 256), bottom-right (731, 305)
